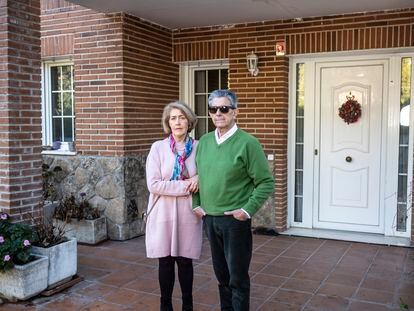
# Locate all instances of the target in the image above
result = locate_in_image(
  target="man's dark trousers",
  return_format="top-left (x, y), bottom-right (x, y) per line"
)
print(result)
top-left (203, 215), bottom-right (252, 311)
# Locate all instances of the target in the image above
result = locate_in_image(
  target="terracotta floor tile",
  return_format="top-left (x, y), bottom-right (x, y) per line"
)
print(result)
top-left (354, 288), bottom-right (394, 304)
top-left (123, 277), bottom-right (160, 293)
top-left (75, 283), bottom-right (116, 298)
top-left (194, 263), bottom-right (215, 275)
top-left (325, 271), bottom-right (363, 287)
top-left (299, 263), bottom-right (333, 273)
top-left (193, 288), bottom-right (219, 305)
top-left (42, 295), bottom-right (93, 311)
top-left (80, 300), bottom-right (129, 311)
top-left (331, 265), bottom-right (369, 277)
top-left (306, 294), bottom-right (350, 311)
top-left (201, 279), bottom-right (221, 292)
top-left (281, 278), bottom-right (320, 293)
top-left (258, 301), bottom-right (302, 311)
top-left (250, 284), bottom-right (278, 299)
top-left (366, 268), bottom-right (401, 281)
top-left (253, 235), bottom-right (274, 245)
top-left (261, 263), bottom-right (297, 277)
top-left (251, 252), bottom-right (277, 264)
top-left (397, 281), bottom-right (414, 294)
top-left (135, 256), bottom-right (158, 266)
top-left (347, 301), bottom-right (391, 311)
top-left (254, 245), bottom-right (285, 255)
top-left (193, 274), bottom-right (215, 289)
top-left (316, 282), bottom-right (356, 298)
top-left (294, 241), bottom-right (324, 252)
top-left (251, 273), bottom-right (287, 287)
top-left (101, 288), bottom-right (145, 306)
top-left (282, 249), bottom-right (314, 259)
top-left (338, 256), bottom-right (371, 270)
top-left (78, 255), bottom-right (134, 271)
top-left (360, 276), bottom-right (399, 292)
top-left (292, 268), bottom-right (328, 282)
top-left (270, 289), bottom-right (312, 306)
top-left (192, 302), bottom-right (215, 311)
top-left (129, 293), bottom-right (161, 311)
top-left (250, 297), bottom-right (264, 310)
top-left (306, 255), bottom-right (341, 266)
top-left (97, 268), bottom-right (140, 287)
top-left (77, 266), bottom-right (112, 281)
top-left (249, 261), bottom-right (267, 273)
top-left (273, 256), bottom-right (305, 268)
top-left (263, 237), bottom-right (298, 249)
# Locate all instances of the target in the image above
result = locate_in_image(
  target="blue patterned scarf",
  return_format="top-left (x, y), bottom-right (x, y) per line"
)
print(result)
top-left (169, 135), bottom-right (194, 180)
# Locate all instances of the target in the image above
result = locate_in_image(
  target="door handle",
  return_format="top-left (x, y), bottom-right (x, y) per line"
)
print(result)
top-left (345, 156), bottom-right (352, 162)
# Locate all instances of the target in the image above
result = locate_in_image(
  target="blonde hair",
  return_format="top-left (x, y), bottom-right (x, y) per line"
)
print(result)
top-left (161, 101), bottom-right (197, 134)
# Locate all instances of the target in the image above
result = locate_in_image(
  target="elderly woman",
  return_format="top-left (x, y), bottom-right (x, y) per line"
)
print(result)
top-left (145, 101), bottom-right (202, 311)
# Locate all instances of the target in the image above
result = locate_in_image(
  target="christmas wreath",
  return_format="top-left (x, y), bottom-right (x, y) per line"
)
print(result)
top-left (338, 94), bottom-right (361, 124)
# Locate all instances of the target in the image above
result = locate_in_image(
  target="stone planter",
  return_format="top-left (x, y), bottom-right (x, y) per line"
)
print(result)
top-left (31, 237), bottom-right (77, 287)
top-left (55, 216), bottom-right (107, 244)
top-left (0, 255), bottom-right (48, 301)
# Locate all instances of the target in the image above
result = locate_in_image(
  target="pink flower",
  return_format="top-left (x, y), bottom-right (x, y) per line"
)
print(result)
top-left (23, 240), bottom-right (31, 247)
top-left (4, 255), bottom-right (10, 262)
top-left (0, 213), bottom-right (8, 220)
top-left (0, 236), bottom-right (4, 243)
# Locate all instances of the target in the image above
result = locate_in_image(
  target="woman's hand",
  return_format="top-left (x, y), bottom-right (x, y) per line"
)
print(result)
top-left (186, 175), bottom-right (199, 193)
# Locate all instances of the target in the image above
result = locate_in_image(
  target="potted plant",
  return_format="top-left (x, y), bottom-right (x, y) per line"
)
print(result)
top-left (54, 193), bottom-right (107, 244)
top-left (0, 213), bottom-right (48, 301)
top-left (30, 216), bottom-right (77, 288)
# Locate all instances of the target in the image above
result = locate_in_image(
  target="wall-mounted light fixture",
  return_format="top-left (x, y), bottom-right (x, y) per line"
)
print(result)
top-left (246, 51), bottom-right (259, 76)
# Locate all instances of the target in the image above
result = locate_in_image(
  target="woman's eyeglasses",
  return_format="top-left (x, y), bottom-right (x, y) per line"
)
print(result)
top-left (208, 106), bottom-right (235, 114)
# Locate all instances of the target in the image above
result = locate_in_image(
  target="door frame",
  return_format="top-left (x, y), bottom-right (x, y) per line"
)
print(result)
top-left (288, 50), bottom-right (414, 238)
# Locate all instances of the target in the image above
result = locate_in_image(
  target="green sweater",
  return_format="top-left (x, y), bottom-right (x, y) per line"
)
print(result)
top-left (193, 129), bottom-right (274, 216)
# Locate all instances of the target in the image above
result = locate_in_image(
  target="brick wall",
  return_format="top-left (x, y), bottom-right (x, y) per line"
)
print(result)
top-left (41, 1), bottom-right (177, 155)
top-left (173, 8), bottom-right (414, 232)
top-left (0, 0), bottom-right (42, 221)
top-left (122, 14), bottom-right (178, 154)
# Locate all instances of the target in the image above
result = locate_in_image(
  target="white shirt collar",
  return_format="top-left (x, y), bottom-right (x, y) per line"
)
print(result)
top-left (215, 124), bottom-right (238, 145)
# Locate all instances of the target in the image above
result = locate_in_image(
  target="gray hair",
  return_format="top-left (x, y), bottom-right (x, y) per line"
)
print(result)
top-left (208, 89), bottom-right (238, 108)
top-left (162, 101), bottom-right (197, 134)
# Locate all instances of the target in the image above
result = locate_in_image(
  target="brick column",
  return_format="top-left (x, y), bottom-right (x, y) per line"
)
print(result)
top-left (0, 0), bottom-right (42, 221)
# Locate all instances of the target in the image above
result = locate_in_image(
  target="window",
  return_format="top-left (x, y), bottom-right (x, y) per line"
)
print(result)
top-left (42, 62), bottom-right (75, 151)
top-left (180, 61), bottom-right (229, 139)
top-left (294, 63), bottom-right (305, 222)
top-left (396, 57), bottom-right (412, 231)
top-left (193, 68), bottom-right (228, 139)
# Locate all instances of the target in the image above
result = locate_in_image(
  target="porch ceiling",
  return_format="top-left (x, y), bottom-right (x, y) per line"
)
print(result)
top-left (68, 0), bottom-right (413, 29)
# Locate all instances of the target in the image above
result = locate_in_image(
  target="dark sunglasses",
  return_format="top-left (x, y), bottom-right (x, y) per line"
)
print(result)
top-left (208, 106), bottom-right (235, 114)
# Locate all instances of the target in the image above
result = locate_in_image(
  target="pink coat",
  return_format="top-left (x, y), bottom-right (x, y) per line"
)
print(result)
top-left (145, 138), bottom-right (202, 259)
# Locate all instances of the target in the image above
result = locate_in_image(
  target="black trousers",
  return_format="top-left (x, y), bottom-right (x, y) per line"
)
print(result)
top-left (203, 215), bottom-right (252, 311)
top-left (158, 256), bottom-right (193, 311)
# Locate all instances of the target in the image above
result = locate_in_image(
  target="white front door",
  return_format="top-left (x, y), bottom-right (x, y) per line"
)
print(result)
top-left (314, 60), bottom-right (387, 233)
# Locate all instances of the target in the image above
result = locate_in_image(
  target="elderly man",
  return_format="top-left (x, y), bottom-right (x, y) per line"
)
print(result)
top-left (193, 89), bottom-right (274, 310)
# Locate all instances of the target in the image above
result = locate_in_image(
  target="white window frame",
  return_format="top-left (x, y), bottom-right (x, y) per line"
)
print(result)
top-left (179, 59), bottom-right (229, 137)
top-left (41, 60), bottom-right (76, 154)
